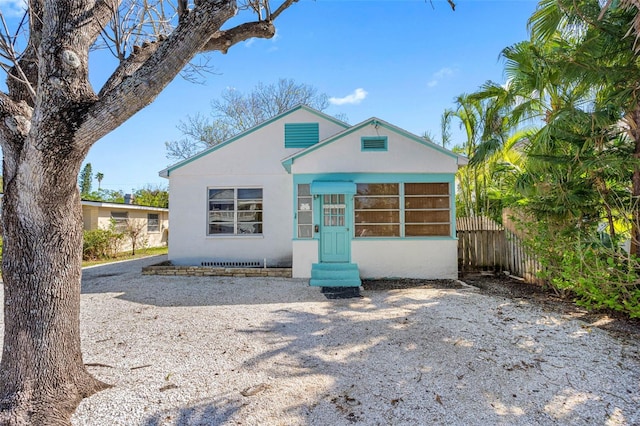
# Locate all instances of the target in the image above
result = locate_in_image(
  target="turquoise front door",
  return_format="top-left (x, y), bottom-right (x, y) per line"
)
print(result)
top-left (319, 194), bottom-right (350, 263)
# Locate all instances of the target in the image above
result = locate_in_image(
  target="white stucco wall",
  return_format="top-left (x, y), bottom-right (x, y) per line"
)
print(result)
top-left (167, 108), bottom-right (348, 267)
top-left (292, 239), bottom-right (318, 278)
top-left (290, 122), bottom-right (460, 175)
top-left (169, 173), bottom-right (293, 266)
top-left (352, 239), bottom-right (458, 279)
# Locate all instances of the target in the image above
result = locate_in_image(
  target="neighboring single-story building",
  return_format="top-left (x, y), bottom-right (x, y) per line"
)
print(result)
top-left (160, 105), bottom-right (467, 286)
top-left (81, 200), bottom-right (169, 250)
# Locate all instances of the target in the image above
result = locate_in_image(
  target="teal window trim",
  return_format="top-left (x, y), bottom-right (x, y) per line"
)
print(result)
top-left (295, 183), bottom-right (314, 239)
top-left (361, 136), bottom-right (388, 151)
top-left (292, 173), bottom-right (457, 238)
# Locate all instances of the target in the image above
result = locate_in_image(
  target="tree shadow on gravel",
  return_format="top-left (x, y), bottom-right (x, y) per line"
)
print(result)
top-left (78, 261), bottom-right (639, 424)
top-left (136, 285), bottom-right (639, 425)
top-left (142, 398), bottom-right (239, 426)
top-left (235, 289), bottom-right (639, 425)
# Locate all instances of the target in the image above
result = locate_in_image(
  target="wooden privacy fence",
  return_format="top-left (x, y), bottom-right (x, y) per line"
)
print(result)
top-left (456, 216), bottom-right (543, 284)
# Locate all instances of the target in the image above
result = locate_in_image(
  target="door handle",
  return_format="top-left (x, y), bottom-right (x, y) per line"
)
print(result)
top-left (314, 224), bottom-right (319, 233)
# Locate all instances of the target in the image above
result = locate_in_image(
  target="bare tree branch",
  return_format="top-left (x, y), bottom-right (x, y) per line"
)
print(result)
top-left (0, 13), bottom-right (35, 102)
top-left (270, 0), bottom-right (298, 20)
top-left (202, 20), bottom-right (276, 53)
top-left (79, 0), bottom-right (239, 145)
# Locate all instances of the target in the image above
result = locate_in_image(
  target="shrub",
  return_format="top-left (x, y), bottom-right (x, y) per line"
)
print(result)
top-left (83, 228), bottom-right (124, 260)
top-left (517, 218), bottom-right (640, 318)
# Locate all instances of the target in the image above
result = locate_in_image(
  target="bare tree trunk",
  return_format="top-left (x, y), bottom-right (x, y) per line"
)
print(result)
top-left (0, 143), bottom-right (109, 424)
top-left (0, 0), bottom-right (292, 422)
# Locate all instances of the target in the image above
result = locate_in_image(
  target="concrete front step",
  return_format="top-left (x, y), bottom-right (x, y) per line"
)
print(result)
top-left (310, 262), bottom-right (361, 287)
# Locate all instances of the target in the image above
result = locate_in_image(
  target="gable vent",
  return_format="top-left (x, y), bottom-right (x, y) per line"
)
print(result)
top-left (361, 137), bottom-right (388, 151)
top-left (285, 123), bottom-right (320, 148)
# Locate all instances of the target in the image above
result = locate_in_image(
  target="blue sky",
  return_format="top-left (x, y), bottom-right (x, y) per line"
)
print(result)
top-left (3, 0), bottom-right (539, 192)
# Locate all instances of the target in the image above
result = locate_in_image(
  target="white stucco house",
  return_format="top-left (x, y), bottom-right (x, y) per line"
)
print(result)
top-left (160, 105), bottom-right (467, 286)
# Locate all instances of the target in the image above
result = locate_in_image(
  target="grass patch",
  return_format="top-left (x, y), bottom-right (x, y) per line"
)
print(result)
top-left (82, 246), bottom-right (168, 268)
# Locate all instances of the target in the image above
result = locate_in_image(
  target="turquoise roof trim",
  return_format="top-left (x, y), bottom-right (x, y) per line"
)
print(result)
top-left (159, 105), bottom-right (350, 177)
top-left (310, 181), bottom-right (356, 195)
top-left (281, 117), bottom-right (468, 172)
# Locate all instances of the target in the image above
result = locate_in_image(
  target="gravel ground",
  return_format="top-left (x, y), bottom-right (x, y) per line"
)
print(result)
top-left (43, 256), bottom-right (639, 425)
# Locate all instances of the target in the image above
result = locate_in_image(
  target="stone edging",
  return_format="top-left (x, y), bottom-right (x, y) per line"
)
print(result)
top-left (142, 262), bottom-right (292, 278)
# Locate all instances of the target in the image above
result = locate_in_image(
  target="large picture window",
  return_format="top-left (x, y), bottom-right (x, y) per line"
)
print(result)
top-left (404, 183), bottom-right (450, 236)
top-left (354, 182), bottom-right (451, 238)
top-left (208, 188), bottom-right (263, 235)
top-left (354, 183), bottom-right (400, 237)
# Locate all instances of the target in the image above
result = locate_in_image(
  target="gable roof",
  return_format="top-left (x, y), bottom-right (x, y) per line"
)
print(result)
top-left (159, 104), bottom-right (350, 178)
top-left (281, 117), bottom-right (469, 173)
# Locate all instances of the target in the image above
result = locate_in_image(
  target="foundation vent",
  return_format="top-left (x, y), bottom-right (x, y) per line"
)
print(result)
top-left (201, 260), bottom-right (263, 268)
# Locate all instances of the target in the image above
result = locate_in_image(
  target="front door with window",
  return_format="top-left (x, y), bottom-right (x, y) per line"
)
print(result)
top-left (319, 194), bottom-right (351, 263)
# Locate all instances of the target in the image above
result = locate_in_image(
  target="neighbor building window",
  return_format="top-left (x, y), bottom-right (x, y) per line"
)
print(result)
top-left (297, 184), bottom-right (313, 238)
top-left (404, 183), bottom-right (450, 236)
top-left (354, 183), bottom-right (400, 237)
top-left (208, 188), bottom-right (263, 235)
top-left (110, 211), bottom-right (128, 232)
top-left (147, 213), bottom-right (160, 232)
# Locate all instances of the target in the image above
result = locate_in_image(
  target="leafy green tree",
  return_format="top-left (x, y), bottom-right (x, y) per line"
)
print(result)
top-left (82, 189), bottom-right (125, 204)
top-left (446, 93), bottom-right (524, 222)
top-left (464, 0), bottom-right (640, 317)
top-left (79, 163), bottom-right (93, 195)
top-left (134, 185), bottom-right (169, 208)
top-left (526, 0), bottom-right (640, 251)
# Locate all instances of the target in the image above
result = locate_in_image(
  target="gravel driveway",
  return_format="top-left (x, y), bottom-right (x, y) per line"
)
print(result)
top-left (60, 256), bottom-right (640, 424)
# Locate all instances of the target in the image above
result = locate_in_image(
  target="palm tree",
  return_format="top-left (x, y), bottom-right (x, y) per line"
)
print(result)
top-left (95, 172), bottom-right (104, 190)
top-left (448, 94), bottom-right (525, 222)
top-left (527, 0), bottom-right (640, 252)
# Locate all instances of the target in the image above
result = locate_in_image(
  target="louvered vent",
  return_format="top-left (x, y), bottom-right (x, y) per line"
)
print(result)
top-left (284, 123), bottom-right (320, 148)
top-left (201, 260), bottom-right (263, 268)
top-left (361, 137), bottom-right (387, 151)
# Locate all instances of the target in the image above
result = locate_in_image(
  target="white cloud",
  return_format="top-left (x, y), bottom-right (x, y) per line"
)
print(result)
top-left (0, 0), bottom-right (27, 16)
top-left (246, 30), bottom-right (280, 52)
top-left (329, 88), bottom-right (368, 106)
top-left (427, 67), bottom-right (455, 88)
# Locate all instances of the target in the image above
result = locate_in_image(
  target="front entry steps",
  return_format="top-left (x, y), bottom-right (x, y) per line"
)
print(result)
top-left (310, 262), bottom-right (361, 288)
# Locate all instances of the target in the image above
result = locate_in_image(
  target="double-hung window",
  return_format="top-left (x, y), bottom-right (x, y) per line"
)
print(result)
top-left (110, 211), bottom-right (128, 232)
top-left (208, 188), bottom-right (263, 235)
top-left (147, 213), bottom-right (160, 232)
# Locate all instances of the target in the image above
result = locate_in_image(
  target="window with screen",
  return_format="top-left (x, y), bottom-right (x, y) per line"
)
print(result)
top-left (208, 188), bottom-right (263, 235)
